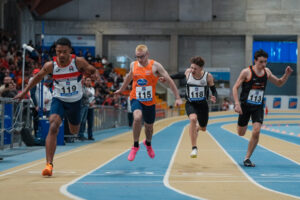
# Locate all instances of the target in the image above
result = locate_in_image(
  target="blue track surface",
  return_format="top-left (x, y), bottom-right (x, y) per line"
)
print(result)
top-left (66, 120), bottom-right (201, 200)
top-left (66, 114), bottom-right (300, 199)
top-left (2, 113), bottom-right (300, 199)
top-left (208, 118), bottom-right (300, 198)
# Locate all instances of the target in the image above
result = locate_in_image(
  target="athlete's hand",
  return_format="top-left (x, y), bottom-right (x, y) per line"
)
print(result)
top-left (285, 66), bottom-right (293, 76)
top-left (90, 71), bottom-right (100, 81)
top-left (158, 77), bottom-right (166, 83)
top-left (175, 98), bottom-right (183, 107)
top-left (234, 103), bottom-right (243, 115)
top-left (114, 89), bottom-right (123, 95)
top-left (13, 91), bottom-right (26, 101)
top-left (210, 95), bottom-right (216, 103)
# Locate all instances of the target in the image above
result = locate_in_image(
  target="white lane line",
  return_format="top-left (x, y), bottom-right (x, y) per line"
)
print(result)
top-left (0, 146), bottom-right (90, 177)
top-left (34, 180), bottom-right (300, 184)
top-left (221, 123), bottom-right (300, 166)
top-left (163, 125), bottom-right (206, 200)
top-left (60, 119), bottom-right (185, 200)
top-left (206, 122), bottom-right (300, 200)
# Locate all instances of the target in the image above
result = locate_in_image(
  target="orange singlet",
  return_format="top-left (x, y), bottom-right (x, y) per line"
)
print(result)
top-left (130, 60), bottom-right (158, 106)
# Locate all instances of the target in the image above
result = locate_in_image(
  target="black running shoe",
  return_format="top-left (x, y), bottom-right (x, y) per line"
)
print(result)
top-left (244, 159), bottom-right (255, 167)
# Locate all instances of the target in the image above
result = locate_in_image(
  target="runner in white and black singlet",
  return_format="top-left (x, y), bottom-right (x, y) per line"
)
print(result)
top-left (184, 56), bottom-right (217, 158)
top-left (161, 57), bottom-right (218, 158)
top-left (14, 38), bottom-right (99, 176)
top-left (232, 49), bottom-right (293, 167)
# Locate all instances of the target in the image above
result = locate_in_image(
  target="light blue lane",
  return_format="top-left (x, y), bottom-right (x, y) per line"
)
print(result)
top-left (66, 120), bottom-right (201, 200)
top-left (248, 124), bottom-right (300, 146)
top-left (0, 127), bottom-right (131, 172)
top-left (207, 118), bottom-right (300, 198)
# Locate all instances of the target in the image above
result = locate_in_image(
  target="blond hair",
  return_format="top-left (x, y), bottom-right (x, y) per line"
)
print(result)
top-left (135, 44), bottom-right (148, 53)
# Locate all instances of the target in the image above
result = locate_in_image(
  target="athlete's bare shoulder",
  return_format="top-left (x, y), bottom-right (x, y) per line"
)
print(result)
top-left (239, 67), bottom-right (251, 81)
top-left (42, 61), bottom-right (54, 74)
top-left (75, 56), bottom-right (86, 64)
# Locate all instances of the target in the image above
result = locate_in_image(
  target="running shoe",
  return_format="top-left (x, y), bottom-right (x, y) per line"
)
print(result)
top-left (42, 163), bottom-right (53, 176)
top-left (190, 148), bottom-right (198, 158)
top-left (243, 159), bottom-right (255, 167)
top-left (128, 146), bottom-right (140, 161)
top-left (143, 140), bottom-right (155, 159)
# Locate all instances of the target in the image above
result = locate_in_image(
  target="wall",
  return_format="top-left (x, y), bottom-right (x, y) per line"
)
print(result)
top-left (18, 0), bottom-right (300, 95)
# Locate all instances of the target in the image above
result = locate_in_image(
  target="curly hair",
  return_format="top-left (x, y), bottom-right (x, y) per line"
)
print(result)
top-left (190, 56), bottom-right (205, 67)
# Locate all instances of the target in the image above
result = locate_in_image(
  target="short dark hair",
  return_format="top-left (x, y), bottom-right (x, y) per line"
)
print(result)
top-left (190, 56), bottom-right (205, 67)
top-left (56, 37), bottom-right (72, 48)
top-left (254, 49), bottom-right (268, 60)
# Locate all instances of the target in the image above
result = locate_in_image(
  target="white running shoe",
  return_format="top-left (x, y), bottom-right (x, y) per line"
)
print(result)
top-left (190, 148), bottom-right (198, 158)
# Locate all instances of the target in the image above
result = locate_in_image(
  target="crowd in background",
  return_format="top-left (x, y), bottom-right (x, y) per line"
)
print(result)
top-left (0, 30), bottom-right (129, 109)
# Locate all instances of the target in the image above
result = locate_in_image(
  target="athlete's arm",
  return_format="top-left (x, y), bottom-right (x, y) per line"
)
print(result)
top-left (184, 68), bottom-right (191, 79)
top-left (114, 62), bottom-right (133, 95)
top-left (207, 73), bottom-right (217, 103)
top-left (14, 62), bottom-right (53, 100)
top-left (232, 68), bottom-right (249, 114)
top-left (266, 66), bottom-right (293, 87)
top-left (155, 62), bottom-right (182, 106)
top-left (76, 57), bottom-right (100, 80)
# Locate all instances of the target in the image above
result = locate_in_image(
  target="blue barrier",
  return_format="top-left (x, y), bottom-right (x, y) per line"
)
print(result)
top-left (3, 104), bottom-right (12, 145)
top-left (39, 119), bottom-right (65, 145)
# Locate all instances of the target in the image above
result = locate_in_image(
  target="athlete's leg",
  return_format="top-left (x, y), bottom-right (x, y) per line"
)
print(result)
top-left (68, 122), bottom-right (80, 134)
top-left (132, 109), bottom-right (143, 143)
top-left (128, 109), bottom-right (142, 161)
top-left (237, 104), bottom-right (251, 136)
top-left (65, 99), bottom-right (83, 135)
top-left (144, 122), bottom-right (153, 141)
top-left (237, 125), bottom-right (248, 136)
top-left (245, 106), bottom-right (264, 160)
top-left (189, 113), bottom-right (198, 147)
top-left (245, 122), bottom-right (261, 159)
top-left (45, 114), bottom-right (62, 164)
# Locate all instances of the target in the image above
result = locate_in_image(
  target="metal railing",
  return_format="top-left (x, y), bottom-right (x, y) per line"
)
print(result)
top-left (93, 105), bottom-right (129, 131)
top-left (0, 98), bottom-right (32, 150)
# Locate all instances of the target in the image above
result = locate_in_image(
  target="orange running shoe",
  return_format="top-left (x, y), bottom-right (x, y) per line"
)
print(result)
top-left (42, 163), bottom-right (53, 176)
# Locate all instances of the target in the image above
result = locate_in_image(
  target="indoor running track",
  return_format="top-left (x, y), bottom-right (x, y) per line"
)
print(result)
top-left (0, 111), bottom-right (300, 200)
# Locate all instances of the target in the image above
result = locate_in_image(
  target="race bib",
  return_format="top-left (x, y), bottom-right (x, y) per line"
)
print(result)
top-left (136, 86), bottom-right (153, 102)
top-left (188, 86), bottom-right (205, 101)
top-left (59, 80), bottom-right (79, 97)
top-left (247, 89), bottom-right (264, 105)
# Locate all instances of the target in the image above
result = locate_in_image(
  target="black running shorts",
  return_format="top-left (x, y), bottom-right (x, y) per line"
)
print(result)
top-left (185, 101), bottom-right (209, 127)
top-left (238, 103), bottom-right (264, 127)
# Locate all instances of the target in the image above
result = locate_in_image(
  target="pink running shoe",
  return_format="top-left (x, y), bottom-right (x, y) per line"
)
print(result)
top-left (128, 146), bottom-right (140, 161)
top-left (143, 140), bottom-right (155, 159)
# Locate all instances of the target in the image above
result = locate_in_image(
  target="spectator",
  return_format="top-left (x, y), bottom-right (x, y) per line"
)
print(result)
top-left (222, 97), bottom-right (230, 111)
top-left (35, 81), bottom-right (52, 117)
top-left (0, 76), bottom-right (12, 96)
top-left (1, 81), bottom-right (17, 97)
top-left (79, 77), bottom-right (95, 140)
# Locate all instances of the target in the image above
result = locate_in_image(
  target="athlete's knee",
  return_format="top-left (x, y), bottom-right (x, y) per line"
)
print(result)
top-left (189, 115), bottom-right (198, 124)
top-left (48, 116), bottom-right (61, 134)
top-left (200, 126), bottom-right (206, 131)
top-left (133, 115), bottom-right (142, 123)
top-left (69, 124), bottom-right (80, 135)
top-left (237, 126), bottom-right (246, 136)
top-left (252, 130), bottom-right (260, 139)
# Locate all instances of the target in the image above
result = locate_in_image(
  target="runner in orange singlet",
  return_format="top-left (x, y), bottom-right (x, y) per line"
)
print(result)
top-left (115, 44), bottom-right (182, 161)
